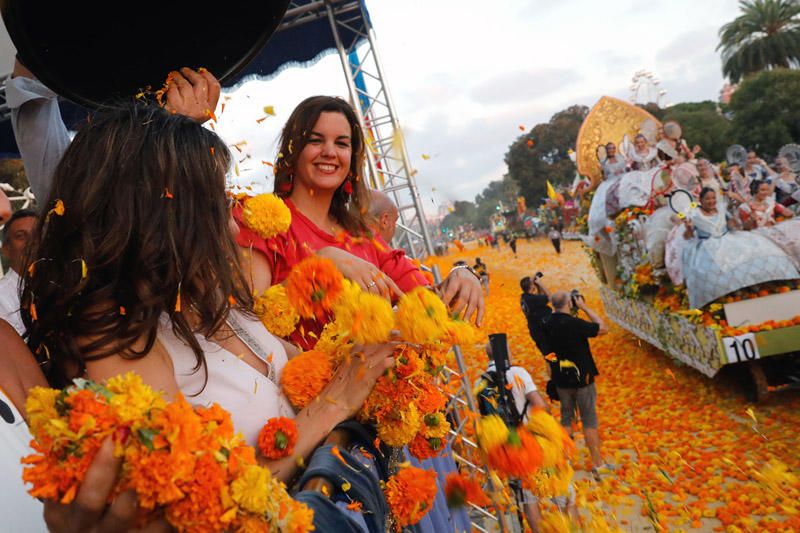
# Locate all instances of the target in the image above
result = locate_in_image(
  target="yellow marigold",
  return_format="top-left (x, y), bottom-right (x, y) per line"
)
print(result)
top-left (333, 281), bottom-right (394, 344)
top-left (538, 510), bottom-right (572, 533)
top-left (105, 372), bottom-right (167, 425)
top-left (314, 320), bottom-right (352, 364)
top-left (254, 284), bottom-right (300, 337)
top-left (25, 387), bottom-right (60, 435)
top-left (525, 408), bottom-right (563, 444)
top-left (445, 319), bottom-right (484, 346)
top-left (242, 193), bottom-right (291, 239)
top-left (376, 403), bottom-right (421, 447)
top-left (420, 411), bottom-right (450, 439)
top-left (385, 466), bottom-right (438, 528)
top-left (280, 350), bottom-right (334, 410)
top-left (535, 434), bottom-right (561, 468)
top-left (285, 256), bottom-right (344, 321)
top-left (396, 287), bottom-right (450, 345)
top-left (477, 415), bottom-right (510, 452)
top-left (231, 465), bottom-right (272, 515)
top-left (280, 498), bottom-right (316, 533)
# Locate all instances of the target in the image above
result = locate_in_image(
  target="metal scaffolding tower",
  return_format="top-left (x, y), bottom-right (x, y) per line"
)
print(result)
top-left (278, 0), bottom-right (434, 259)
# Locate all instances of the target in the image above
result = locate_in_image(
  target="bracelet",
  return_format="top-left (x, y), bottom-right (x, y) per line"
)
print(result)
top-left (448, 264), bottom-right (481, 281)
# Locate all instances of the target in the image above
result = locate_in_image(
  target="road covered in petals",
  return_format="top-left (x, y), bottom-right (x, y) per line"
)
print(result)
top-left (427, 238), bottom-right (800, 532)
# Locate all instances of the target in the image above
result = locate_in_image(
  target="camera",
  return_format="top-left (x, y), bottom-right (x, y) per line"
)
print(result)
top-left (570, 289), bottom-right (582, 312)
top-left (534, 271), bottom-right (543, 280)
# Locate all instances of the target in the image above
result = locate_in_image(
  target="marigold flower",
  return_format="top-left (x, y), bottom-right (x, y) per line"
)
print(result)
top-left (477, 415), bottom-right (510, 452)
top-left (408, 433), bottom-right (444, 461)
top-left (444, 473), bottom-right (490, 508)
top-left (280, 350), bottom-right (334, 410)
top-left (487, 428), bottom-right (544, 479)
top-left (333, 280), bottom-right (394, 344)
top-left (258, 417), bottom-right (298, 460)
top-left (285, 256), bottom-right (344, 321)
top-left (376, 404), bottom-right (422, 447)
top-left (254, 284), bottom-right (300, 337)
top-left (420, 412), bottom-right (450, 439)
top-left (241, 193), bottom-right (291, 240)
top-left (385, 466), bottom-right (438, 528)
top-left (231, 464), bottom-right (273, 515)
top-left (396, 287), bottom-right (450, 344)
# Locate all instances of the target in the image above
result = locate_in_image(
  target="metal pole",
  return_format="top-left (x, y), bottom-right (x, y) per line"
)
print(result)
top-left (324, 1), bottom-right (383, 201)
top-left (432, 265), bottom-right (509, 532)
top-left (360, 17), bottom-right (435, 257)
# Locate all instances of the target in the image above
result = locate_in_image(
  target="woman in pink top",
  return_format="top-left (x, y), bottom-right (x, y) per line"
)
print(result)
top-left (236, 96), bottom-right (483, 347)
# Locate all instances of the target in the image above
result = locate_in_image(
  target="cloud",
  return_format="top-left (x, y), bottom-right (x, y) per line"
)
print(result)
top-left (471, 68), bottom-right (582, 104)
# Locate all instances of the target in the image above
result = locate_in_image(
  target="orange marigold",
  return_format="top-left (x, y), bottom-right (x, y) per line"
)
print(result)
top-left (258, 417), bottom-right (298, 460)
top-left (444, 472), bottom-right (491, 508)
top-left (487, 427), bottom-right (544, 479)
top-left (285, 256), bottom-right (344, 321)
top-left (280, 350), bottom-right (334, 410)
top-left (385, 466), bottom-right (438, 528)
top-left (408, 433), bottom-right (445, 461)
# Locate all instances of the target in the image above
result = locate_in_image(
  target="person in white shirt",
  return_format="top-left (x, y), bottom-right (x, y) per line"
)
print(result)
top-left (0, 208), bottom-right (37, 334)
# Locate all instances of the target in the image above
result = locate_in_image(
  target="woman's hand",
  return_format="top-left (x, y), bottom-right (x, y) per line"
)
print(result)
top-left (319, 344), bottom-right (396, 421)
top-left (437, 267), bottom-right (485, 326)
top-left (164, 67), bottom-right (221, 124)
top-left (44, 438), bottom-right (170, 533)
top-left (317, 247), bottom-right (401, 299)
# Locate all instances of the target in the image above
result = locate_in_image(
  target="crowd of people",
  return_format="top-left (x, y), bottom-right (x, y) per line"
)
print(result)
top-left (588, 119), bottom-right (800, 310)
top-left (0, 64), bottom-right (489, 531)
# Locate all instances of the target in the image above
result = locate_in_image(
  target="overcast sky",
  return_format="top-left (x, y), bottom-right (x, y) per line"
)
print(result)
top-left (0, 1), bottom-right (741, 211)
top-left (214, 0), bottom-right (742, 212)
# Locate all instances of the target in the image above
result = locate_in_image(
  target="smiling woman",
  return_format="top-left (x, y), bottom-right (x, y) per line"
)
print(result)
top-left (235, 96), bottom-right (485, 350)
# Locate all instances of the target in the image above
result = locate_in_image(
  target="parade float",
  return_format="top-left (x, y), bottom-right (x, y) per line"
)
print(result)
top-left (576, 96), bottom-right (800, 400)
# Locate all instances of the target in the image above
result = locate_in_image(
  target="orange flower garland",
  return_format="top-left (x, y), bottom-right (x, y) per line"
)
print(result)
top-left (22, 374), bottom-right (313, 532)
top-left (285, 256), bottom-right (344, 322)
top-left (258, 417), bottom-right (298, 460)
top-left (384, 465), bottom-right (438, 528)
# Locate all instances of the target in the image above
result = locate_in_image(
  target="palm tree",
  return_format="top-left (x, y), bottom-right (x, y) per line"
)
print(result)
top-left (717, 0), bottom-right (800, 83)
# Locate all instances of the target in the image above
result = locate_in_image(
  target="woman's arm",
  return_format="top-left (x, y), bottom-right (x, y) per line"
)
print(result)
top-left (240, 246), bottom-right (274, 294)
top-left (0, 321), bottom-right (48, 418)
top-left (264, 343), bottom-right (395, 483)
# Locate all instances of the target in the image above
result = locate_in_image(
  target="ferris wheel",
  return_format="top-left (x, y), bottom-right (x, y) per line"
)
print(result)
top-left (629, 70), bottom-right (667, 107)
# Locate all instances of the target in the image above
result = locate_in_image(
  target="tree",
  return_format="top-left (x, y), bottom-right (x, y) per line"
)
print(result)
top-left (727, 68), bottom-right (800, 154)
top-left (718, 0), bottom-right (800, 83)
top-left (661, 102), bottom-right (732, 162)
top-left (504, 105), bottom-right (588, 205)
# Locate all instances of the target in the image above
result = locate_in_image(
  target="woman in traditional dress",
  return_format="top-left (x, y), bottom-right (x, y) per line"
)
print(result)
top-left (774, 156), bottom-right (799, 206)
top-left (235, 96), bottom-right (483, 349)
top-left (627, 134), bottom-right (659, 171)
top-left (740, 180), bottom-right (800, 269)
top-left (681, 187), bottom-right (799, 309)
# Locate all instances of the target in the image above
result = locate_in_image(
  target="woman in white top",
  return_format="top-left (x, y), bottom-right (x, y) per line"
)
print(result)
top-left (627, 134), bottom-right (659, 171)
top-left (22, 101), bottom-right (394, 487)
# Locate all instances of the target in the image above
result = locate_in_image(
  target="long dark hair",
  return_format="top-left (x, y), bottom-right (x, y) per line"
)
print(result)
top-left (272, 95), bottom-right (371, 235)
top-left (21, 102), bottom-right (253, 387)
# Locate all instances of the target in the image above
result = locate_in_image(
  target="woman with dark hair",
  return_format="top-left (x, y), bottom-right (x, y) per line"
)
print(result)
top-left (236, 95), bottom-right (483, 348)
top-left (21, 102), bottom-right (395, 496)
top-left (740, 180), bottom-right (800, 269)
top-left (681, 187), bottom-right (798, 308)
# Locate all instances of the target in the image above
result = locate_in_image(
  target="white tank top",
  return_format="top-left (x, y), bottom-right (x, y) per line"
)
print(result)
top-left (158, 310), bottom-right (295, 447)
top-left (0, 388), bottom-right (47, 531)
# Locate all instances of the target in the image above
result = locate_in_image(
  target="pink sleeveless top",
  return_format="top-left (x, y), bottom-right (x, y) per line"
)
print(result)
top-left (158, 310), bottom-right (295, 447)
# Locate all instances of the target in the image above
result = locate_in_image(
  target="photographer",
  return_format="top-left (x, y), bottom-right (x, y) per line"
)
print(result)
top-left (544, 291), bottom-right (612, 480)
top-left (475, 336), bottom-right (555, 530)
top-left (519, 274), bottom-right (554, 372)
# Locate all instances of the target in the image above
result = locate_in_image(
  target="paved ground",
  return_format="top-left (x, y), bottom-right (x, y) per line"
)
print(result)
top-left (428, 238), bottom-right (800, 532)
